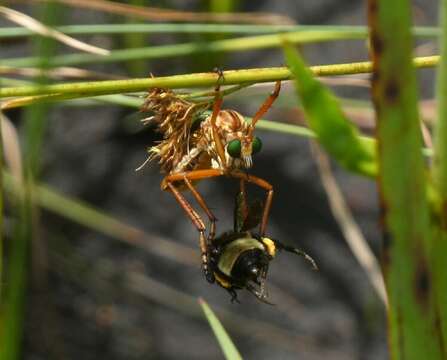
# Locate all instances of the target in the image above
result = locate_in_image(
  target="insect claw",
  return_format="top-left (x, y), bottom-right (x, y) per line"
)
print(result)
top-left (213, 67), bottom-right (225, 85)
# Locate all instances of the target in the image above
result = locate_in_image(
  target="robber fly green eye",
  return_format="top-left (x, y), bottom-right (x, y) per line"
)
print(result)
top-left (227, 137), bottom-right (262, 158)
top-left (252, 136), bottom-right (262, 154)
top-left (227, 139), bottom-right (242, 158)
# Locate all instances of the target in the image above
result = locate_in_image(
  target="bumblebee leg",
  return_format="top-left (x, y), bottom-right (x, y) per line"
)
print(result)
top-left (165, 181), bottom-right (215, 283)
top-left (227, 288), bottom-right (240, 304)
top-left (274, 240), bottom-right (318, 271)
top-left (250, 81), bottom-right (281, 127)
top-left (182, 175), bottom-right (217, 243)
top-left (246, 283), bottom-right (274, 305)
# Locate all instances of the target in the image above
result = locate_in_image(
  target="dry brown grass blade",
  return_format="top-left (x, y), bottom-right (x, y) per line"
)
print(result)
top-left (310, 142), bottom-right (388, 307)
top-left (0, 5), bottom-right (110, 55)
top-left (34, 0), bottom-right (294, 25)
top-left (1, 112), bottom-right (23, 183)
top-left (421, 121), bottom-right (433, 149)
top-left (1, 93), bottom-right (66, 110)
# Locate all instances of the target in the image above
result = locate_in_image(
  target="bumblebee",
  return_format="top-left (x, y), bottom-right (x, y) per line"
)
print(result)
top-left (209, 193), bottom-right (318, 303)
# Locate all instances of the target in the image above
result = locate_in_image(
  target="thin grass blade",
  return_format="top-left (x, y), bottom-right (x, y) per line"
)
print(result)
top-left (198, 298), bottom-right (243, 360)
top-left (0, 6), bottom-right (109, 55)
top-left (283, 43), bottom-right (376, 176)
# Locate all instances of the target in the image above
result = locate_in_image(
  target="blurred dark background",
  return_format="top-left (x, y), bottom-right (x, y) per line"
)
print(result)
top-left (1, 0), bottom-right (438, 359)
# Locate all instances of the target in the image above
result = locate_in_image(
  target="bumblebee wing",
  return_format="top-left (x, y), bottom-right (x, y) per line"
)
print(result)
top-left (234, 191), bottom-right (264, 232)
top-left (234, 191), bottom-right (247, 233)
top-left (241, 199), bottom-right (263, 232)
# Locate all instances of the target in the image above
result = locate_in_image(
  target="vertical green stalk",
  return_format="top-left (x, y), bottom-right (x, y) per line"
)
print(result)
top-left (0, 100), bottom-right (3, 306)
top-left (431, 0), bottom-right (447, 348)
top-left (0, 2), bottom-right (58, 359)
top-left (368, 0), bottom-right (444, 358)
top-left (122, 0), bottom-right (148, 76)
top-left (434, 2), bottom-right (447, 189)
top-left (193, 0), bottom-right (237, 70)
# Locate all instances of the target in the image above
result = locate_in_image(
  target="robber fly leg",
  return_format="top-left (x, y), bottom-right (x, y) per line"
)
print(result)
top-left (213, 67), bottom-right (225, 90)
top-left (166, 181), bottom-right (215, 283)
top-left (182, 176), bottom-right (218, 243)
top-left (250, 81), bottom-right (281, 127)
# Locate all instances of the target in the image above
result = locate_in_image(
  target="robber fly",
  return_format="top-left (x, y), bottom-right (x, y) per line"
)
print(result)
top-left (209, 189), bottom-right (318, 304)
top-left (138, 73), bottom-right (281, 283)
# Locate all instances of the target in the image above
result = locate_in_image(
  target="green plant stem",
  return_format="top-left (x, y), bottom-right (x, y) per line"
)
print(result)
top-left (433, 1), bottom-right (447, 204)
top-left (0, 30), bottom-right (368, 68)
top-left (0, 24), bottom-right (439, 37)
top-left (122, 0), bottom-right (148, 76)
top-left (0, 112), bottom-right (3, 304)
top-left (369, 0), bottom-right (443, 358)
top-left (431, 0), bottom-right (447, 350)
top-left (0, 56), bottom-right (439, 99)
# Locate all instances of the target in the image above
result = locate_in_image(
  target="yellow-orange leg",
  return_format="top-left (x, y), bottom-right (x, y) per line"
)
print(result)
top-left (209, 82), bottom-right (226, 169)
top-left (238, 179), bottom-right (249, 224)
top-left (165, 182), bottom-right (215, 283)
top-left (182, 176), bottom-right (217, 242)
top-left (250, 81), bottom-right (281, 128)
top-left (163, 169), bottom-right (274, 237)
top-left (229, 171), bottom-right (273, 237)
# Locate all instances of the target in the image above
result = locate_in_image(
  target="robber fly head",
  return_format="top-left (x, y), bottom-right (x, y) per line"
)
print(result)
top-left (222, 112), bottom-right (263, 169)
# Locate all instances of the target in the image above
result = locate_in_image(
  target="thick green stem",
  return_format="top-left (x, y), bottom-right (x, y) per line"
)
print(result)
top-left (433, 0), bottom-right (447, 202)
top-left (369, 0), bottom-right (444, 358)
top-left (0, 112), bottom-right (3, 304)
top-left (431, 0), bottom-right (447, 349)
top-left (0, 56), bottom-right (439, 99)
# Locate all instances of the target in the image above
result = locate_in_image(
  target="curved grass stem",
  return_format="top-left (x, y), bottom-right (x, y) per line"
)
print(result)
top-left (0, 56), bottom-right (439, 99)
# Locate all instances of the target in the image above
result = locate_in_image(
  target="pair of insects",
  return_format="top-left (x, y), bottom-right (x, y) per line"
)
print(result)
top-left (139, 76), bottom-right (316, 302)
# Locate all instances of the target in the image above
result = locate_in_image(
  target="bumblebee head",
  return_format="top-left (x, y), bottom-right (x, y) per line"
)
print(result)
top-left (211, 233), bottom-right (275, 303)
top-left (231, 247), bottom-right (272, 303)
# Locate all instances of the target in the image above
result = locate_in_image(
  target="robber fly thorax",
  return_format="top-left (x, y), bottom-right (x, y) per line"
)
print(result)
top-left (139, 88), bottom-right (263, 186)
